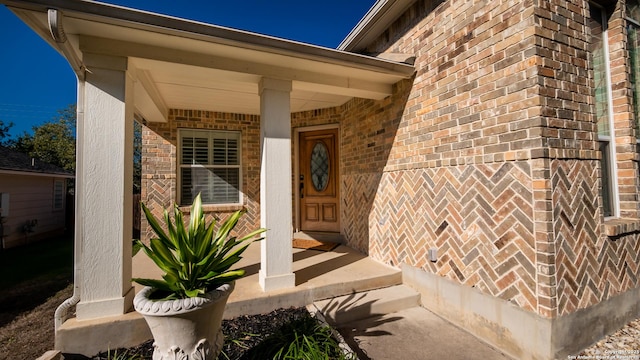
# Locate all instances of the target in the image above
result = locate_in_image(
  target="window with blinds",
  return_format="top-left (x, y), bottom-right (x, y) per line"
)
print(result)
top-left (178, 129), bottom-right (241, 205)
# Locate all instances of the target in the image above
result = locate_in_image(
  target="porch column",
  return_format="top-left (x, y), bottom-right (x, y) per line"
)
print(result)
top-left (75, 54), bottom-right (135, 319)
top-left (259, 78), bottom-right (295, 291)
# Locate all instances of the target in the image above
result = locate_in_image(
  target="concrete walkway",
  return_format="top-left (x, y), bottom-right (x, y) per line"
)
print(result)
top-left (313, 285), bottom-right (513, 360)
top-left (337, 307), bottom-right (512, 360)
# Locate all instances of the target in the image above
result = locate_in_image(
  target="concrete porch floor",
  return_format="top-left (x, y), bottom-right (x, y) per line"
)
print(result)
top-left (133, 241), bottom-right (401, 318)
top-left (58, 241), bottom-right (401, 356)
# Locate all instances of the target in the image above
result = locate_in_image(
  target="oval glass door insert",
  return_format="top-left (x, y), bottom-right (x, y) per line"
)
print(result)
top-left (310, 142), bottom-right (330, 192)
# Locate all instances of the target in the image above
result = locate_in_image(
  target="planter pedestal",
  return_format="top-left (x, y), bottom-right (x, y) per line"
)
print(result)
top-left (133, 282), bottom-right (234, 360)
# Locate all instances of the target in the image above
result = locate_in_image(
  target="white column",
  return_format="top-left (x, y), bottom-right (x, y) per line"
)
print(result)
top-left (75, 53), bottom-right (134, 320)
top-left (259, 78), bottom-right (295, 291)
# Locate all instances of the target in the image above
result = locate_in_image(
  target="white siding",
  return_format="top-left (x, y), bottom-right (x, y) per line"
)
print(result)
top-left (0, 174), bottom-right (68, 248)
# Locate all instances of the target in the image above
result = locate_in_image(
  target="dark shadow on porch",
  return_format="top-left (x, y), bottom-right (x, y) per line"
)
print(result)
top-left (294, 247), bottom-right (362, 285)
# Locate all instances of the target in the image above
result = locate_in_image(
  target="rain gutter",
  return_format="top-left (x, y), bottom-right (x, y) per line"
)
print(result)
top-left (47, 8), bottom-right (86, 81)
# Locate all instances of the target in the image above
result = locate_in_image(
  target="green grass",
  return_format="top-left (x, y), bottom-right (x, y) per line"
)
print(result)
top-left (0, 232), bottom-right (74, 289)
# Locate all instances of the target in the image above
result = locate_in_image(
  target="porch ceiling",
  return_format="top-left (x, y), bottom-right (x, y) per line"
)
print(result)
top-left (4, 0), bottom-right (415, 120)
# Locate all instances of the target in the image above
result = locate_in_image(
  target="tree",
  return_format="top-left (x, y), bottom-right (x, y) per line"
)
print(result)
top-left (7, 105), bottom-right (142, 193)
top-left (11, 104), bottom-right (76, 172)
top-left (0, 120), bottom-right (13, 145)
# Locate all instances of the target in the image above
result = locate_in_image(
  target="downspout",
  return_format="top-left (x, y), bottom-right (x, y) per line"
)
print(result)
top-left (54, 80), bottom-right (84, 330)
top-left (48, 8), bottom-right (86, 330)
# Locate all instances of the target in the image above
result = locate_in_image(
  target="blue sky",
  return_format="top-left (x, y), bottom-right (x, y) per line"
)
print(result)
top-left (0, 1), bottom-right (374, 137)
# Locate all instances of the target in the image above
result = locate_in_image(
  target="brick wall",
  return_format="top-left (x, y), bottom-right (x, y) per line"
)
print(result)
top-left (139, 0), bottom-right (640, 321)
top-left (345, 0), bottom-right (640, 318)
top-left (141, 109), bottom-right (261, 240)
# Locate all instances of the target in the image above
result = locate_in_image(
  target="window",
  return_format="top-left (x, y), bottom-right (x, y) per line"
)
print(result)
top-left (178, 129), bottom-right (242, 205)
top-left (590, 3), bottom-right (618, 217)
top-left (627, 1), bottom-right (640, 149)
top-left (53, 180), bottom-right (65, 211)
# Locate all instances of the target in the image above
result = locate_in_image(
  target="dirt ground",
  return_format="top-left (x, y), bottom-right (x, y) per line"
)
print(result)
top-left (0, 276), bottom-right (72, 360)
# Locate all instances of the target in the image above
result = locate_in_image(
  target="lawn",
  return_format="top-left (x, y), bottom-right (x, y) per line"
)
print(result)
top-left (0, 233), bottom-right (74, 359)
top-left (0, 232), bottom-right (73, 289)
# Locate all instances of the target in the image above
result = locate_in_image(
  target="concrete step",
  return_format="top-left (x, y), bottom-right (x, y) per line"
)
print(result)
top-left (312, 284), bottom-right (420, 325)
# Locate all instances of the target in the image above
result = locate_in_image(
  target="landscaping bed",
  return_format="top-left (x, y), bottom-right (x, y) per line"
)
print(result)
top-left (89, 307), bottom-right (354, 360)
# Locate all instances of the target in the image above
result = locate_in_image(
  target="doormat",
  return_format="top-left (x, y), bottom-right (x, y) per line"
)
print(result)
top-left (292, 238), bottom-right (339, 252)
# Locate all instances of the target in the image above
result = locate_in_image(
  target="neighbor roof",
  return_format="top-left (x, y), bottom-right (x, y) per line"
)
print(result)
top-left (0, 146), bottom-right (74, 178)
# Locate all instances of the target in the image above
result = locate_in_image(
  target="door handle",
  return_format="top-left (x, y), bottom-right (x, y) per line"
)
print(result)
top-left (300, 182), bottom-right (304, 198)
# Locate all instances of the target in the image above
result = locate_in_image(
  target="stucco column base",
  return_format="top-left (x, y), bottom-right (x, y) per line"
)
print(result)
top-left (55, 311), bottom-right (151, 357)
top-left (76, 286), bottom-right (135, 320)
top-left (259, 269), bottom-right (296, 292)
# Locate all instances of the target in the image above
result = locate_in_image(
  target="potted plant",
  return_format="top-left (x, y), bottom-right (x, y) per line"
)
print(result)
top-left (132, 194), bottom-right (265, 360)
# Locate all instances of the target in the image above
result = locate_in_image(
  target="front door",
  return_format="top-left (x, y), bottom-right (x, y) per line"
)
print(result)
top-left (299, 128), bottom-right (339, 232)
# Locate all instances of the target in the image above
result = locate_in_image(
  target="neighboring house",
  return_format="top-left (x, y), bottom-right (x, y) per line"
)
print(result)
top-left (0, 146), bottom-right (73, 248)
top-left (3, 0), bottom-right (640, 358)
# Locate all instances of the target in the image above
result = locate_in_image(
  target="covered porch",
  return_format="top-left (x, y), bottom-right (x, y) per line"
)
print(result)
top-left (1, 0), bottom-right (414, 356)
top-left (56, 239), bottom-right (402, 355)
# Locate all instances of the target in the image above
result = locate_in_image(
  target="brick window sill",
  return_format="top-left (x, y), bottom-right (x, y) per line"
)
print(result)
top-left (604, 218), bottom-right (640, 237)
top-left (178, 204), bottom-right (245, 213)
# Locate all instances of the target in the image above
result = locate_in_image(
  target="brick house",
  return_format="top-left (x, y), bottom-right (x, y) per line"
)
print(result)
top-left (141, 0), bottom-right (640, 357)
top-left (4, 0), bottom-right (640, 358)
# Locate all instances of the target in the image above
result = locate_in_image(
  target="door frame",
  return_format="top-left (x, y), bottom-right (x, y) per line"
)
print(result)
top-left (294, 124), bottom-right (341, 233)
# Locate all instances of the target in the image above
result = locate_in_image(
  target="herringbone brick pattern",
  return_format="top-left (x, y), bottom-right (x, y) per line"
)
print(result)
top-left (365, 162), bottom-right (537, 311)
top-left (552, 160), bottom-right (640, 316)
top-left (342, 173), bottom-right (382, 254)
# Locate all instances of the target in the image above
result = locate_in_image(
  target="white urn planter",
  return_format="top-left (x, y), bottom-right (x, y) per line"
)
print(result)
top-left (134, 282), bottom-right (235, 360)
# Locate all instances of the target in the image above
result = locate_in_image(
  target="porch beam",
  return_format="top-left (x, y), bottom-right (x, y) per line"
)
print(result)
top-left (79, 36), bottom-right (396, 99)
top-left (259, 77), bottom-right (295, 292)
top-left (75, 53), bottom-right (135, 320)
top-left (132, 67), bottom-right (168, 123)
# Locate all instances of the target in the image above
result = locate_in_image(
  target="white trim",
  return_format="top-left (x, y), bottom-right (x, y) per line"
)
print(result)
top-left (177, 128), bottom-right (243, 207)
top-left (338, 0), bottom-right (416, 52)
top-left (293, 124), bottom-right (341, 232)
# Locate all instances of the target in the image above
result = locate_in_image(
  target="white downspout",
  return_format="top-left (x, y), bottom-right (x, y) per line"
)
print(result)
top-left (49, 8), bottom-right (86, 330)
top-left (54, 79), bottom-right (84, 330)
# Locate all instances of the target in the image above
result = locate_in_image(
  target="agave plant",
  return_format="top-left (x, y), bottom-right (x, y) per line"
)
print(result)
top-left (133, 194), bottom-right (265, 300)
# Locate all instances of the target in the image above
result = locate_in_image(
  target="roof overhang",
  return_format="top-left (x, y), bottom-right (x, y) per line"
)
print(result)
top-left (338, 0), bottom-right (417, 53)
top-left (1, 0), bottom-right (415, 121)
top-left (0, 169), bottom-right (75, 178)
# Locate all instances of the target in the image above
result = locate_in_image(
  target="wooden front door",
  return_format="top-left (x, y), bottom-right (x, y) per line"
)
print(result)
top-left (299, 128), bottom-right (339, 232)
